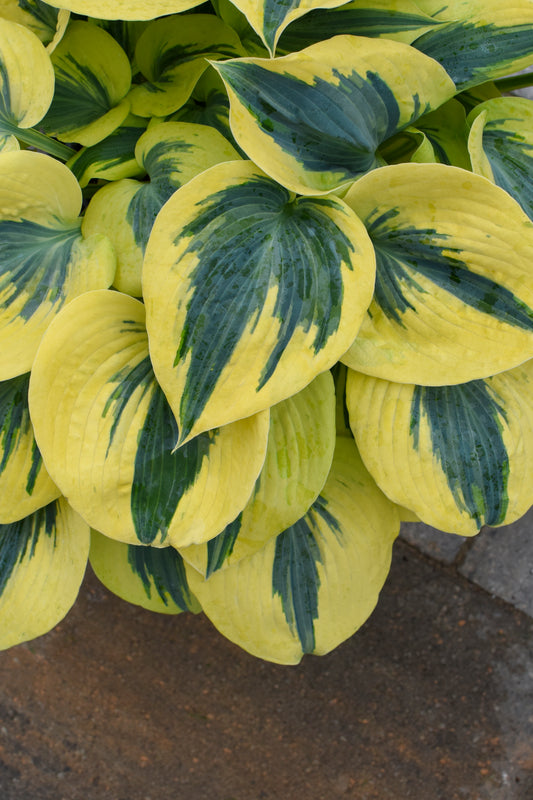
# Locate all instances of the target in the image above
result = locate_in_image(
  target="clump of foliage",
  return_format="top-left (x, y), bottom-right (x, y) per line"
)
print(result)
top-left (0, 0), bottom-right (532, 664)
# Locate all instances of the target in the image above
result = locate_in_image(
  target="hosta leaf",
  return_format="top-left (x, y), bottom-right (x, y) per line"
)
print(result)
top-left (0, 374), bottom-right (59, 523)
top-left (128, 15), bottom-right (244, 118)
top-left (229, 0), bottom-right (349, 55)
top-left (467, 97), bottom-right (533, 221)
top-left (413, 0), bottom-right (533, 90)
top-left (28, 290), bottom-right (270, 548)
top-left (0, 497), bottom-right (90, 650)
top-left (346, 361), bottom-right (533, 535)
top-left (341, 163), bottom-right (533, 385)
top-left (180, 370), bottom-right (336, 576)
top-left (214, 35), bottom-right (455, 195)
top-left (411, 98), bottom-right (471, 169)
top-left (0, 150), bottom-right (115, 380)
top-left (171, 68), bottom-right (240, 153)
top-left (66, 117), bottom-right (148, 188)
top-left (0, 17), bottom-right (55, 139)
top-left (82, 121), bottom-right (240, 297)
top-left (40, 20), bottom-right (131, 146)
top-left (89, 531), bottom-right (200, 614)
top-left (0, 0), bottom-right (69, 51)
top-left (46, 1), bottom-right (206, 20)
top-left (186, 437), bottom-right (400, 664)
top-left (143, 159), bottom-right (376, 444)
top-left (277, 0), bottom-right (440, 53)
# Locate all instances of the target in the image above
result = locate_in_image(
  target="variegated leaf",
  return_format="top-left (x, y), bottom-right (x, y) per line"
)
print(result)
top-left (277, 0), bottom-right (440, 53)
top-left (0, 497), bottom-right (90, 650)
top-left (413, 0), bottom-right (533, 90)
top-left (186, 437), bottom-right (400, 664)
top-left (214, 35), bottom-right (455, 195)
top-left (346, 361), bottom-right (533, 535)
top-left (0, 0), bottom-right (68, 50)
top-left (0, 17), bottom-right (55, 146)
top-left (89, 531), bottom-right (201, 614)
top-left (229, 0), bottom-right (348, 55)
top-left (341, 163), bottom-right (533, 385)
top-left (0, 150), bottom-right (115, 380)
top-left (45, 0), bottom-right (206, 19)
top-left (143, 159), bottom-right (376, 445)
top-left (467, 97), bottom-right (533, 221)
top-left (40, 20), bottom-right (132, 146)
top-left (82, 121), bottom-right (240, 297)
top-left (128, 15), bottom-right (244, 118)
top-left (410, 98), bottom-right (471, 169)
top-left (0, 374), bottom-right (60, 523)
top-left (180, 370), bottom-right (336, 576)
top-left (28, 290), bottom-right (270, 548)
top-left (67, 117), bottom-right (148, 188)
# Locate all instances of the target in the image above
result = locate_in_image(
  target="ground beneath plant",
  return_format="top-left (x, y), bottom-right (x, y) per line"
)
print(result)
top-left (0, 540), bottom-right (531, 800)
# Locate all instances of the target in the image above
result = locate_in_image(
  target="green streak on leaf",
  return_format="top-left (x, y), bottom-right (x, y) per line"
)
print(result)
top-left (0, 501), bottom-right (57, 598)
top-left (482, 127), bottom-right (533, 221)
top-left (68, 125), bottom-right (145, 183)
top-left (127, 543), bottom-right (195, 610)
top-left (0, 374), bottom-right (44, 496)
top-left (368, 208), bottom-right (533, 330)
top-left (42, 54), bottom-right (113, 134)
top-left (205, 513), bottom-right (242, 577)
top-left (101, 354), bottom-right (153, 454)
top-left (0, 219), bottom-right (81, 321)
top-left (410, 382), bottom-right (510, 526)
top-left (175, 178), bottom-right (353, 441)
top-left (131, 383), bottom-right (219, 544)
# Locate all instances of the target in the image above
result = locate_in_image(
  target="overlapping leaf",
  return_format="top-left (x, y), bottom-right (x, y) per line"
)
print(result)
top-left (181, 371), bottom-right (336, 576)
top-left (346, 360), bottom-right (533, 535)
top-left (28, 290), bottom-right (270, 548)
top-left (341, 163), bottom-right (533, 385)
top-left (89, 531), bottom-right (200, 614)
top-left (186, 437), bottom-right (400, 664)
top-left (82, 121), bottom-right (239, 297)
top-left (0, 497), bottom-right (90, 650)
top-left (143, 159), bottom-right (376, 444)
top-left (214, 34), bottom-right (455, 195)
top-left (277, 0), bottom-right (440, 53)
top-left (0, 374), bottom-right (60, 522)
top-left (413, 0), bottom-right (533, 90)
top-left (467, 97), bottom-right (533, 221)
top-left (41, 20), bottom-right (132, 146)
top-left (128, 14), bottom-right (244, 118)
top-left (0, 0), bottom-right (69, 51)
top-left (0, 150), bottom-right (115, 380)
top-left (229, 0), bottom-right (349, 55)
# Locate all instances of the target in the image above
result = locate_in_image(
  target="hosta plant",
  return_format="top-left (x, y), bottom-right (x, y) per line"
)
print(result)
top-left (0, 0), bottom-right (532, 664)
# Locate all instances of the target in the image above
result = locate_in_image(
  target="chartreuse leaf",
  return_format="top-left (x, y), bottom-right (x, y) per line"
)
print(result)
top-left (0, 18), bottom-right (66, 156)
top-left (180, 370), bottom-right (336, 577)
top-left (413, 0), bottom-right (533, 90)
top-left (28, 290), bottom-right (270, 548)
top-left (40, 21), bottom-right (132, 147)
top-left (82, 121), bottom-right (240, 297)
top-left (341, 163), bottom-right (533, 386)
top-left (467, 97), bottom-right (533, 222)
top-left (0, 498), bottom-right (90, 650)
top-left (45, 0), bottom-right (205, 19)
top-left (66, 116), bottom-right (148, 188)
top-left (143, 159), bottom-right (376, 445)
top-left (277, 0), bottom-right (440, 53)
top-left (229, 0), bottom-right (348, 55)
top-left (346, 359), bottom-right (533, 535)
top-left (410, 99), bottom-right (471, 169)
top-left (186, 437), bottom-right (400, 664)
top-left (0, 0), bottom-right (69, 51)
top-left (0, 151), bottom-right (115, 380)
top-left (214, 35), bottom-right (455, 195)
top-left (89, 531), bottom-right (200, 615)
top-left (128, 15), bottom-right (244, 119)
top-left (0, 374), bottom-right (59, 523)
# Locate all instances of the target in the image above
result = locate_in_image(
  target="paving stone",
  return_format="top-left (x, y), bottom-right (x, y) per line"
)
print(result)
top-left (400, 521), bottom-right (467, 564)
top-left (459, 506), bottom-right (533, 617)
